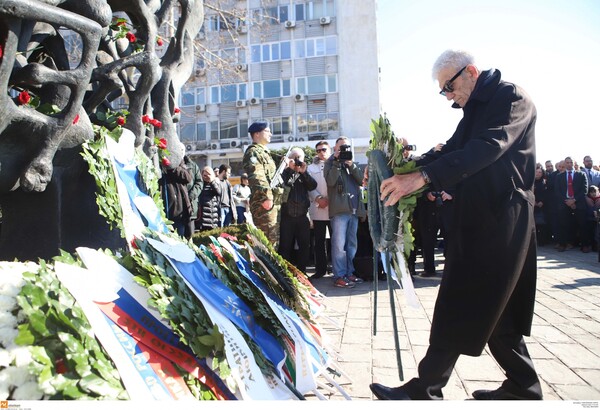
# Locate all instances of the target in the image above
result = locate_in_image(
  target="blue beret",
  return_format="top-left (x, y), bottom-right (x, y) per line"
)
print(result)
top-left (248, 121), bottom-right (268, 134)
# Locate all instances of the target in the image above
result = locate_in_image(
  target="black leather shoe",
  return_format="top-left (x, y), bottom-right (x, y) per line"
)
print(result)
top-left (472, 387), bottom-right (541, 400)
top-left (419, 271), bottom-right (437, 277)
top-left (369, 383), bottom-right (411, 400)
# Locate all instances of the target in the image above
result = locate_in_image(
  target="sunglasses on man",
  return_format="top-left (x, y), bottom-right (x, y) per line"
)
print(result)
top-left (316, 147), bottom-right (329, 153)
top-left (439, 66), bottom-right (467, 96)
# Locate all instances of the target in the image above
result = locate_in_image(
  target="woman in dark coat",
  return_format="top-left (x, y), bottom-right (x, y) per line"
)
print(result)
top-left (371, 50), bottom-right (541, 401)
top-left (196, 166), bottom-right (222, 231)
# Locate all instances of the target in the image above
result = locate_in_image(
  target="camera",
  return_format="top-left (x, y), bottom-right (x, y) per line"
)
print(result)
top-left (294, 157), bottom-right (304, 167)
top-left (403, 144), bottom-right (417, 151)
top-left (433, 192), bottom-right (443, 207)
top-left (338, 144), bottom-right (353, 161)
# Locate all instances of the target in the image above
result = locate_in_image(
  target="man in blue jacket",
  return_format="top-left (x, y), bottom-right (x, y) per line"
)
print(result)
top-left (370, 49), bottom-right (542, 400)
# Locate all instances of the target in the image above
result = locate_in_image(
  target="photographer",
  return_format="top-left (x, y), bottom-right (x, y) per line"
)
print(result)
top-left (278, 148), bottom-right (317, 275)
top-left (324, 137), bottom-right (366, 288)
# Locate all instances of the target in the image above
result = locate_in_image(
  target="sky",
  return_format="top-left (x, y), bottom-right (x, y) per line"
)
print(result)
top-left (376, 0), bottom-right (600, 167)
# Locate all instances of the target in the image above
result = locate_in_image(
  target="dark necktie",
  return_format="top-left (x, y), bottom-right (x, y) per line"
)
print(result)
top-left (567, 171), bottom-right (574, 198)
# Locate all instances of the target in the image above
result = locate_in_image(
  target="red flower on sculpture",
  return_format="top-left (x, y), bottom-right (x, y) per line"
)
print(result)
top-left (174, 107), bottom-right (181, 114)
top-left (18, 90), bottom-right (31, 105)
top-left (117, 116), bottom-right (126, 126)
top-left (55, 358), bottom-right (67, 374)
top-left (151, 119), bottom-right (162, 129)
top-left (156, 37), bottom-right (163, 46)
top-left (73, 114), bottom-right (80, 124)
top-left (126, 32), bottom-right (136, 43)
top-left (157, 138), bottom-right (168, 150)
top-left (161, 157), bottom-right (171, 167)
top-left (130, 237), bottom-right (139, 249)
top-left (142, 114), bottom-right (151, 124)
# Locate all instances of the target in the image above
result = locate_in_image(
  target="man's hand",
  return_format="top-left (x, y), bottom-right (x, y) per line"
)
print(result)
top-left (297, 161), bottom-right (308, 173)
top-left (380, 172), bottom-right (426, 206)
top-left (262, 198), bottom-right (273, 210)
top-left (316, 196), bottom-right (329, 208)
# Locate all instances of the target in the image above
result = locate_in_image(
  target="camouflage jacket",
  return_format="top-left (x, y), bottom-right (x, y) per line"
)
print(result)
top-left (242, 143), bottom-right (278, 205)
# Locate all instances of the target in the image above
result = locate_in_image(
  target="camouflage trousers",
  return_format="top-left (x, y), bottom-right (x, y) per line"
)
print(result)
top-left (250, 201), bottom-right (281, 248)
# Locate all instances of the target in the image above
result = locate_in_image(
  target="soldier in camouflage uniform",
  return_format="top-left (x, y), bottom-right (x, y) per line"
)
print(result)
top-left (242, 121), bottom-right (283, 246)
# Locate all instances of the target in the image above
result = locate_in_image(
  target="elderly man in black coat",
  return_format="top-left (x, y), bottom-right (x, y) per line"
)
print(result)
top-left (370, 49), bottom-right (542, 400)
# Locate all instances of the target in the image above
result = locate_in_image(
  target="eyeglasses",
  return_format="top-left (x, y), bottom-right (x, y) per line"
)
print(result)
top-left (316, 148), bottom-right (329, 153)
top-left (439, 66), bottom-right (467, 96)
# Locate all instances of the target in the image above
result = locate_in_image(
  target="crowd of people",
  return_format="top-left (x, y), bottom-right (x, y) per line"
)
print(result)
top-left (159, 155), bottom-right (252, 240)
top-left (533, 156), bottom-right (600, 255)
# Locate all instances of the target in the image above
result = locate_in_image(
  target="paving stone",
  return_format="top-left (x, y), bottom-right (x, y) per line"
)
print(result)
top-left (454, 354), bottom-right (505, 382)
top-left (535, 358), bottom-right (587, 385)
top-left (542, 343), bottom-right (600, 369)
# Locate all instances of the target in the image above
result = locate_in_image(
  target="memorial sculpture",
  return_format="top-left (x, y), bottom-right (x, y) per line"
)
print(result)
top-left (0, 0), bottom-right (203, 260)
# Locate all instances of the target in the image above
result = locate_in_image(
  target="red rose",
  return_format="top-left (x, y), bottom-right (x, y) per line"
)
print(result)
top-left (130, 237), bottom-right (138, 249)
top-left (151, 119), bottom-right (162, 129)
top-left (174, 107), bottom-right (180, 113)
top-left (157, 138), bottom-right (167, 150)
top-left (117, 116), bottom-right (125, 126)
top-left (55, 358), bottom-right (67, 374)
top-left (72, 114), bottom-right (80, 124)
top-left (142, 114), bottom-right (151, 123)
top-left (161, 157), bottom-right (171, 167)
top-left (156, 37), bottom-right (163, 46)
top-left (117, 21), bottom-right (126, 27)
top-left (18, 90), bottom-right (31, 105)
top-left (126, 32), bottom-right (136, 43)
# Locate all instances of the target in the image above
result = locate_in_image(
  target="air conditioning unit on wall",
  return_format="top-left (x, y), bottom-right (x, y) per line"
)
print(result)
top-left (185, 143), bottom-right (196, 151)
top-left (195, 104), bottom-right (206, 112)
top-left (249, 97), bottom-right (261, 105)
top-left (210, 143), bottom-right (218, 150)
top-left (320, 16), bottom-right (331, 25)
top-left (236, 100), bottom-right (247, 108)
top-left (294, 94), bottom-right (305, 102)
top-left (284, 20), bottom-right (296, 28)
top-left (236, 63), bottom-right (248, 72)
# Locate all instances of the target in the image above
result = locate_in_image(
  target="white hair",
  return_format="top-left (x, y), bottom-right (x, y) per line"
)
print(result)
top-left (288, 147), bottom-right (305, 160)
top-left (432, 49), bottom-right (476, 80)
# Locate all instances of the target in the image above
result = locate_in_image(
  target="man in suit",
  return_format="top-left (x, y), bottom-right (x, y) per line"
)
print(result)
top-left (370, 49), bottom-right (542, 400)
top-left (554, 156), bottom-right (589, 252)
top-left (581, 156), bottom-right (600, 189)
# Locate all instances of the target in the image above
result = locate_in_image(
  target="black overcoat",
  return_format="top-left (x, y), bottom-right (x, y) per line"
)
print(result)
top-left (418, 69), bottom-right (537, 356)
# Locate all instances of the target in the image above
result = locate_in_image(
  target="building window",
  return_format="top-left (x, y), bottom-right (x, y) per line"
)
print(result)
top-left (281, 41), bottom-right (291, 59)
top-left (220, 120), bottom-right (238, 140)
top-left (180, 123), bottom-right (195, 141)
top-left (253, 82), bottom-right (262, 98)
top-left (251, 45), bottom-right (261, 63)
top-left (296, 112), bottom-right (339, 134)
top-left (181, 89), bottom-right (195, 106)
top-left (197, 123), bottom-right (207, 141)
top-left (307, 76), bottom-right (326, 94)
top-left (327, 74), bottom-right (337, 92)
top-left (295, 4), bottom-right (305, 21)
top-left (297, 75), bottom-right (337, 95)
top-left (263, 80), bottom-right (281, 99)
top-left (238, 84), bottom-right (247, 100)
top-left (210, 86), bottom-right (219, 104)
top-left (196, 87), bottom-right (206, 105)
top-left (221, 84), bottom-right (237, 103)
top-left (210, 121), bottom-right (219, 140)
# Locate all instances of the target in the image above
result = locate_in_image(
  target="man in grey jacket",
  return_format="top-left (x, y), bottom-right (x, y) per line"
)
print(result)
top-left (324, 137), bottom-right (366, 288)
top-left (307, 140), bottom-right (332, 279)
